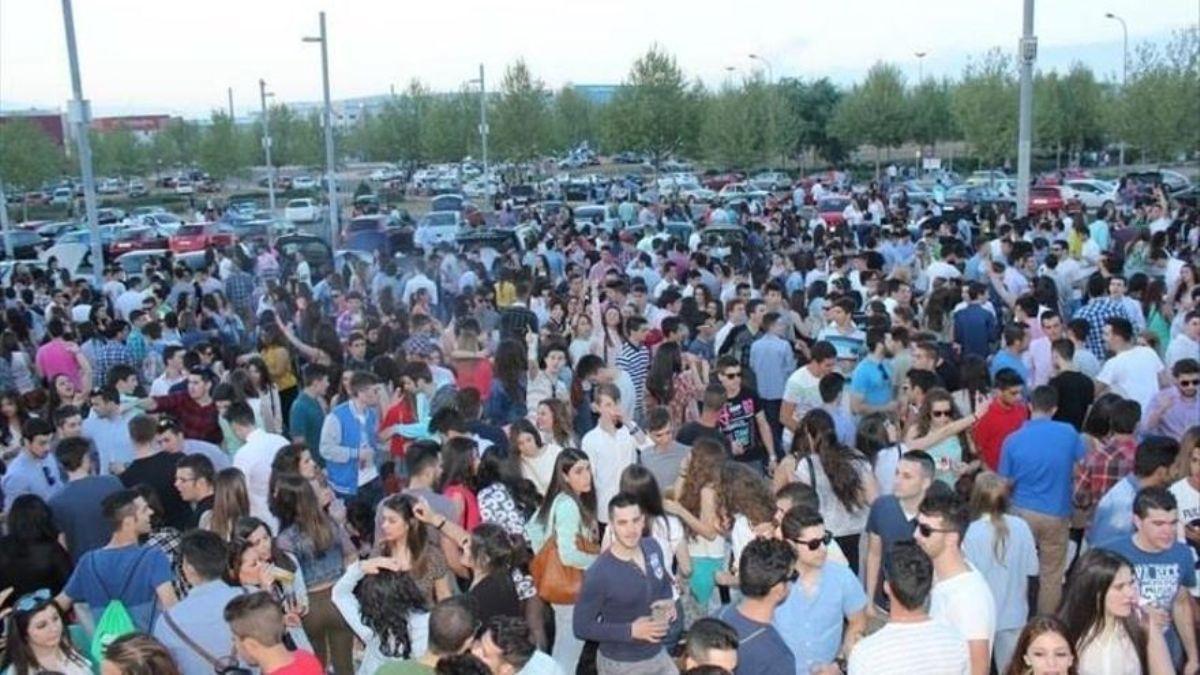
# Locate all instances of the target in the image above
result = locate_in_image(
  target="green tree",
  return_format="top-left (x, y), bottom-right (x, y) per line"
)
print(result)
top-left (90, 128), bottom-right (148, 177)
top-left (148, 119), bottom-right (200, 175)
top-left (552, 86), bottom-right (598, 152)
top-left (490, 60), bottom-right (551, 161)
top-left (1112, 28), bottom-right (1199, 162)
top-left (699, 84), bottom-right (760, 168)
top-left (1057, 64), bottom-right (1104, 160)
top-left (952, 48), bottom-right (1018, 168)
top-left (830, 62), bottom-right (909, 176)
top-left (198, 111), bottom-right (249, 179)
top-left (0, 120), bottom-right (66, 189)
top-left (777, 78), bottom-right (846, 166)
top-left (421, 90), bottom-right (474, 162)
top-left (908, 78), bottom-right (957, 155)
top-left (606, 46), bottom-right (698, 167)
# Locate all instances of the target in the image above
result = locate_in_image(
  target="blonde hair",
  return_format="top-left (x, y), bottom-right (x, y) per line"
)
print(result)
top-left (968, 471), bottom-right (1011, 565)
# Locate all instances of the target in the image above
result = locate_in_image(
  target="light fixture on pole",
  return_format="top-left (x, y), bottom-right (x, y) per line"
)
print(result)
top-left (1105, 12), bottom-right (1128, 172)
top-left (259, 79), bottom-right (277, 217)
top-left (914, 51), bottom-right (928, 83)
top-left (748, 53), bottom-right (774, 83)
top-left (467, 66), bottom-right (489, 186)
top-left (60, 0), bottom-right (104, 285)
top-left (303, 11), bottom-right (339, 248)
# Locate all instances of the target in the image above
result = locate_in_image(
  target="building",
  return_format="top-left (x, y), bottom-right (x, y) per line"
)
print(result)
top-left (91, 115), bottom-right (173, 141)
top-left (0, 109), bottom-right (68, 146)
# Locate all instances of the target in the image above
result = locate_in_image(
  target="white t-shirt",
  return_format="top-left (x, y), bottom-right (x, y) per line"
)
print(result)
top-left (847, 620), bottom-right (969, 675)
top-left (1165, 333), bottom-right (1199, 370)
top-left (1170, 478), bottom-right (1200, 598)
top-left (930, 564), bottom-right (996, 651)
top-left (580, 425), bottom-right (637, 524)
top-left (927, 260), bottom-right (962, 283)
top-left (1097, 346), bottom-right (1165, 414)
top-left (873, 444), bottom-right (905, 496)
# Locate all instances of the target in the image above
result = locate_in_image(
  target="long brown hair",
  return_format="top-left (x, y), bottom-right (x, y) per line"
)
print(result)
top-left (536, 448), bottom-right (597, 538)
top-left (1002, 615), bottom-right (1078, 675)
top-left (680, 438), bottom-right (725, 518)
top-left (720, 461), bottom-right (775, 527)
top-left (968, 471), bottom-right (1011, 564)
top-left (209, 467), bottom-right (250, 541)
top-left (376, 494), bottom-right (433, 577)
top-left (792, 408), bottom-right (866, 511)
top-left (270, 473), bottom-right (335, 552)
top-left (916, 388), bottom-right (974, 461)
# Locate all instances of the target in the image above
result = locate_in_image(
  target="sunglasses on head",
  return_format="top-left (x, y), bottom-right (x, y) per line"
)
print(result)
top-left (931, 408), bottom-right (953, 418)
top-left (15, 588), bottom-right (51, 612)
top-left (791, 531), bottom-right (834, 551)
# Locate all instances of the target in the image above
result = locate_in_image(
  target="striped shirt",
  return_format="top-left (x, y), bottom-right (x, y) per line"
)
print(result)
top-left (616, 342), bottom-right (651, 419)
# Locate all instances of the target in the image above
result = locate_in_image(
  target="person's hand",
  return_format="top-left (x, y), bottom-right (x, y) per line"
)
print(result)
top-left (1185, 523), bottom-right (1200, 545)
top-left (973, 393), bottom-right (991, 419)
top-left (0, 587), bottom-right (14, 622)
top-left (731, 441), bottom-right (745, 456)
top-left (412, 497), bottom-right (437, 525)
top-left (630, 616), bottom-right (668, 643)
top-left (1140, 602), bottom-right (1169, 633)
top-left (1183, 658), bottom-right (1199, 675)
top-left (357, 444), bottom-right (373, 467)
top-left (663, 499), bottom-right (685, 517)
top-left (361, 556), bottom-right (403, 575)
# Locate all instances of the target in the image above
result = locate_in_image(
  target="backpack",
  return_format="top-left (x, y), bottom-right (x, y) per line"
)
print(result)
top-left (88, 548), bottom-right (150, 665)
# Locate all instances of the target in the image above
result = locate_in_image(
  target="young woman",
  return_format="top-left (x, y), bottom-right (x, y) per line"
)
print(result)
top-left (200, 467), bottom-right (251, 540)
top-left (1, 589), bottom-right (91, 675)
top-left (525, 448), bottom-right (599, 673)
top-left (775, 409), bottom-right (877, 573)
top-left (477, 448), bottom-right (542, 539)
top-left (645, 342), bottom-right (704, 428)
top-left (258, 320), bottom-right (299, 427)
top-left (534, 398), bottom-right (575, 450)
top-left (485, 339), bottom-right (528, 425)
top-left (665, 438), bottom-right (727, 616)
top-left (230, 516), bottom-right (311, 652)
top-left (374, 494), bottom-right (455, 605)
top-left (907, 388), bottom-right (983, 486)
top-left (99, 634), bottom-right (181, 675)
top-left (0, 496), bottom-right (74, 599)
top-left (462, 523), bottom-right (527, 625)
top-left (1059, 549), bottom-right (1173, 675)
top-left (719, 461), bottom-right (777, 582)
top-left (0, 331), bottom-right (36, 396)
top-left (439, 436), bottom-right (481, 531)
top-left (0, 390), bottom-right (30, 457)
top-left (963, 472), bottom-right (1039, 674)
top-left (1002, 615), bottom-right (1077, 675)
top-left (332, 558), bottom-right (430, 675)
top-left (509, 419), bottom-right (558, 497)
top-left (270, 473), bottom-right (356, 675)
top-left (448, 317), bottom-right (493, 403)
top-left (272, 443), bottom-right (347, 527)
top-left (568, 314), bottom-right (594, 366)
top-left (246, 356), bottom-right (284, 435)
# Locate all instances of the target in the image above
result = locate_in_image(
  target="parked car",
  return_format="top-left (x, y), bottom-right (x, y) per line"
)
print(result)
top-left (284, 198), bottom-right (320, 223)
top-left (816, 196), bottom-right (852, 225)
top-left (430, 194), bottom-right (467, 213)
top-left (1027, 186), bottom-right (1082, 215)
top-left (133, 212), bottom-right (185, 236)
top-left (168, 222), bottom-right (236, 253)
top-left (612, 151), bottom-right (643, 164)
top-left (1064, 179), bottom-right (1117, 211)
top-left (107, 225), bottom-right (168, 257)
top-left (414, 211), bottom-right (463, 252)
top-left (508, 184), bottom-right (536, 206)
top-left (95, 208), bottom-right (126, 225)
top-left (291, 176), bottom-right (317, 191)
top-left (276, 234), bottom-right (334, 281)
top-left (51, 187), bottom-right (73, 205)
top-left (115, 249), bottom-right (170, 275)
top-left (966, 170), bottom-right (1007, 186)
top-left (750, 171), bottom-right (790, 192)
top-left (35, 221), bottom-right (80, 242)
top-left (174, 179), bottom-right (194, 195)
top-left (0, 230), bottom-right (47, 260)
top-left (127, 180), bottom-right (147, 197)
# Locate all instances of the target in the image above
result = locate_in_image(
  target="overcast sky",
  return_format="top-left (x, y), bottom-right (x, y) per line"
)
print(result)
top-left (1, 0), bottom-right (1196, 118)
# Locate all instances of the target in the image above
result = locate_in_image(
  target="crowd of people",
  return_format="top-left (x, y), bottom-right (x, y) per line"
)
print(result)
top-left (0, 170), bottom-right (1196, 675)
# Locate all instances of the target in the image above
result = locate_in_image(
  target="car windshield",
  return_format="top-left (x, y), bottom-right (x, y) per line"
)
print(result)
top-left (177, 225), bottom-right (205, 236)
top-left (287, 200), bottom-right (310, 208)
top-left (115, 228), bottom-right (148, 241)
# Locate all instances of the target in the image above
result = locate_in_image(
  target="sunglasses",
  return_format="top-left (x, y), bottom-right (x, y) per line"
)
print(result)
top-left (1179, 379), bottom-right (1199, 388)
top-left (916, 522), bottom-right (957, 538)
top-left (15, 588), bottom-right (51, 612)
top-left (792, 531), bottom-right (834, 551)
top-left (157, 418), bottom-right (181, 432)
top-left (721, 371), bottom-right (742, 379)
top-left (931, 409), bottom-right (953, 418)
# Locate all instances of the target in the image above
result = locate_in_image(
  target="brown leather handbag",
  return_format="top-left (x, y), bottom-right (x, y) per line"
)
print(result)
top-left (531, 513), bottom-right (598, 605)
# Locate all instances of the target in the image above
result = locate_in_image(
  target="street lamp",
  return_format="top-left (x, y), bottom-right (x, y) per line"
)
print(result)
top-left (259, 80), bottom-right (277, 217)
top-left (466, 65), bottom-right (489, 185)
top-left (1106, 12), bottom-right (1129, 172)
top-left (60, 0), bottom-right (104, 285)
top-left (303, 11), bottom-right (339, 248)
top-left (914, 51), bottom-right (928, 83)
top-left (748, 53), bottom-right (774, 83)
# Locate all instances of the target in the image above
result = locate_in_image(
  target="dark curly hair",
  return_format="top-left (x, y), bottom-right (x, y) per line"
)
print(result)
top-left (355, 569), bottom-right (428, 659)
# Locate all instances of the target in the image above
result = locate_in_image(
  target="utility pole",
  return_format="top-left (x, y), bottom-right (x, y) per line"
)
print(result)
top-left (1106, 12), bottom-right (1128, 172)
top-left (0, 182), bottom-right (13, 259)
top-left (479, 64), bottom-right (489, 180)
top-left (259, 79), bottom-right (276, 217)
top-left (304, 11), bottom-right (339, 248)
top-left (60, 0), bottom-right (104, 285)
top-left (1016, 0), bottom-right (1036, 219)
top-left (915, 51), bottom-right (928, 83)
top-left (227, 87), bottom-right (234, 120)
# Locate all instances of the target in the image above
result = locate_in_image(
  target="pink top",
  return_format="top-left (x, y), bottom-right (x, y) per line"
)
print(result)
top-left (35, 339), bottom-right (80, 388)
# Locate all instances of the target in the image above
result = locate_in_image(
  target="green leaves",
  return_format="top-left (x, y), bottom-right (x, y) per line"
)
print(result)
top-left (0, 120), bottom-right (66, 190)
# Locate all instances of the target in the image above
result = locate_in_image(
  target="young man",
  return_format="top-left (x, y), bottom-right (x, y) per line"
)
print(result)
top-left (780, 341), bottom-right (838, 438)
top-left (639, 406), bottom-right (689, 490)
top-left (1074, 274), bottom-right (1133, 361)
top-left (580, 384), bottom-right (641, 527)
top-left (675, 384), bottom-right (731, 452)
top-left (471, 617), bottom-right (537, 675)
top-left (988, 323), bottom-right (1030, 386)
top-left (145, 367), bottom-right (222, 444)
top-left (914, 488), bottom-right (996, 675)
top-left (149, 345), bottom-right (188, 396)
top-left (1098, 487), bottom-right (1199, 670)
top-left (153, 530), bottom-right (247, 675)
top-left (817, 296), bottom-right (865, 369)
top-left (864, 450), bottom-right (935, 621)
top-left (1090, 437), bottom-right (1180, 545)
top-left (1097, 316), bottom-right (1167, 413)
top-left (1047, 338), bottom-right (1094, 431)
top-left (225, 592), bottom-right (324, 675)
top-left (774, 507), bottom-right (867, 674)
top-left (1165, 309), bottom-right (1200, 369)
top-left (1026, 310), bottom-right (1064, 387)
top-left (681, 618), bottom-right (739, 672)
top-left (715, 355), bottom-right (775, 471)
top-left (52, 404), bottom-right (83, 443)
top-left (174, 453), bottom-right (215, 529)
top-left (849, 327), bottom-right (896, 416)
top-left (1, 417), bottom-right (62, 508)
top-left (1144, 358), bottom-right (1200, 441)
top-left (574, 493), bottom-right (678, 674)
top-left (57, 489), bottom-right (177, 631)
top-left (229, 401), bottom-right (289, 531)
top-left (848, 542), bottom-right (970, 675)
top-left (319, 371), bottom-right (382, 507)
top-left (376, 598), bottom-right (476, 675)
top-left (401, 441), bottom-right (460, 527)
top-left (49, 436), bottom-right (123, 560)
top-left (120, 414), bottom-right (190, 530)
top-left (971, 368), bottom-right (1028, 471)
top-left (953, 281), bottom-right (996, 360)
top-left (82, 386), bottom-right (134, 475)
top-left (717, 538), bottom-right (797, 675)
top-left (998, 385), bottom-right (1086, 615)
top-left (288, 363), bottom-right (330, 455)
top-left (818, 373), bottom-right (856, 447)
top-left (616, 316), bottom-right (652, 422)
top-left (749, 312), bottom-right (796, 447)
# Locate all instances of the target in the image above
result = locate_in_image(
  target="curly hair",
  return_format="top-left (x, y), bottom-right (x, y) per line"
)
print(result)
top-left (679, 438), bottom-right (724, 519)
top-left (720, 461), bottom-right (775, 527)
top-left (355, 569), bottom-right (428, 659)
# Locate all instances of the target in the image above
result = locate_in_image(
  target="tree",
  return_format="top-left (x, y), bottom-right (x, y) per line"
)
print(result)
top-left (148, 119), bottom-right (200, 174)
top-left (778, 78), bottom-right (846, 166)
top-left (606, 46), bottom-right (698, 167)
top-left (952, 49), bottom-right (1018, 168)
top-left (552, 86), bottom-right (598, 152)
top-left (491, 59), bottom-right (551, 161)
top-left (421, 90), bottom-right (474, 162)
top-left (90, 128), bottom-right (148, 177)
top-left (699, 83), bottom-right (761, 168)
top-left (831, 62), bottom-right (910, 176)
top-left (908, 78), bottom-right (957, 155)
top-left (198, 111), bottom-right (249, 179)
top-left (0, 120), bottom-right (66, 190)
top-left (1111, 28), bottom-right (1199, 162)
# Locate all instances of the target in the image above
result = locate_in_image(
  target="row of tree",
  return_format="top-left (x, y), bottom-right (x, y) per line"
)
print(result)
top-left (1, 27), bottom-right (1195, 192)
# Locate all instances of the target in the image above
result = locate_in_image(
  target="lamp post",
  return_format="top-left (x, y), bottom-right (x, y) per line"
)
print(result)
top-left (1105, 12), bottom-right (1128, 172)
top-left (259, 79), bottom-right (276, 216)
top-left (60, 0), bottom-right (104, 285)
top-left (749, 53), bottom-right (780, 166)
top-left (1016, 0), bottom-right (1037, 218)
top-left (303, 11), bottom-right (339, 248)
top-left (915, 51), bottom-right (928, 83)
top-left (467, 66), bottom-right (489, 184)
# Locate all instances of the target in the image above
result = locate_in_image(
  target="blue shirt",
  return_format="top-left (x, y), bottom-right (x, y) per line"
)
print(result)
top-left (82, 411), bottom-right (135, 475)
top-left (750, 334), bottom-right (796, 400)
top-left (1099, 536), bottom-right (1196, 660)
top-left (64, 544), bottom-right (174, 632)
top-left (953, 305), bottom-right (995, 360)
top-left (1, 450), bottom-right (64, 509)
top-left (773, 561), bottom-right (867, 672)
top-left (574, 538), bottom-right (674, 662)
top-left (989, 349), bottom-right (1029, 387)
top-left (1088, 476), bottom-right (1139, 545)
top-left (850, 357), bottom-right (893, 407)
top-left (962, 515), bottom-right (1039, 631)
top-left (998, 418), bottom-right (1086, 517)
top-left (718, 605), bottom-right (795, 675)
top-left (866, 496), bottom-right (918, 608)
top-left (152, 581), bottom-right (248, 675)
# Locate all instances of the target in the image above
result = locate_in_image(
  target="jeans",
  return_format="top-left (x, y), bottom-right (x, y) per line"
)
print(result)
top-left (553, 603), bottom-right (583, 674)
top-left (1015, 507), bottom-right (1070, 614)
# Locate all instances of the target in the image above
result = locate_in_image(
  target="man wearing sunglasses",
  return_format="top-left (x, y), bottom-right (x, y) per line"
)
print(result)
top-left (714, 355), bottom-right (775, 471)
top-left (0, 417), bottom-right (62, 509)
top-left (775, 507), bottom-right (867, 675)
top-left (716, 538), bottom-right (797, 675)
top-left (915, 488), bottom-right (995, 675)
top-left (1144, 359), bottom-right (1200, 441)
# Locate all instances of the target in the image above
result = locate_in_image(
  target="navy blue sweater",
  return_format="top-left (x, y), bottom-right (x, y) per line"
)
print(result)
top-left (573, 537), bottom-right (674, 662)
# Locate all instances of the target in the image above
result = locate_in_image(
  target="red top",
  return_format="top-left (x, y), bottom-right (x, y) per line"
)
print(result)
top-left (973, 400), bottom-right (1030, 470)
top-left (267, 650), bottom-right (324, 675)
top-left (154, 391), bottom-right (222, 444)
top-left (454, 357), bottom-right (494, 402)
top-left (381, 397), bottom-right (416, 459)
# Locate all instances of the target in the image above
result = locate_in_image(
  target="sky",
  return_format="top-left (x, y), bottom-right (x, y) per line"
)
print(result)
top-left (1, 0), bottom-right (1196, 118)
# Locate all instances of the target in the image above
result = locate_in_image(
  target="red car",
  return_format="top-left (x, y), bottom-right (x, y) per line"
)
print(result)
top-left (703, 172), bottom-right (745, 191)
top-left (107, 225), bottom-right (168, 257)
top-left (1028, 186), bottom-right (1083, 215)
top-left (817, 196), bottom-right (851, 226)
top-left (169, 222), bottom-right (236, 253)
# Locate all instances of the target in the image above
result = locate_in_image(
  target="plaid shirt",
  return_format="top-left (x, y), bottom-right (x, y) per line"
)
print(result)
top-left (224, 270), bottom-right (255, 315)
top-left (147, 527), bottom-right (190, 598)
top-left (93, 339), bottom-right (135, 387)
top-left (126, 328), bottom-right (147, 365)
top-left (1074, 297), bottom-right (1131, 361)
top-left (1075, 435), bottom-right (1135, 509)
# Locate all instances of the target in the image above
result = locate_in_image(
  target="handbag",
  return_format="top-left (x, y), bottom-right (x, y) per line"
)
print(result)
top-left (530, 509), bottom-right (597, 605)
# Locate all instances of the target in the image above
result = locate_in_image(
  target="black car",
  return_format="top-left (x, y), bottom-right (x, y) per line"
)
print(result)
top-left (508, 184), bottom-right (536, 206)
top-left (0, 230), bottom-right (47, 260)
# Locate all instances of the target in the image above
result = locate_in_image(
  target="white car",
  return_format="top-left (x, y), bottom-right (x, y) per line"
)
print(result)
top-left (291, 176), bottom-right (317, 191)
top-left (1064, 179), bottom-right (1117, 211)
top-left (369, 167), bottom-right (402, 182)
top-left (51, 187), bottom-right (73, 205)
top-left (966, 170), bottom-right (1007, 186)
top-left (136, 212), bottom-right (185, 236)
top-left (97, 178), bottom-right (122, 194)
top-left (284, 198), bottom-right (320, 223)
top-left (174, 179), bottom-right (194, 195)
top-left (750, 172), bottom-right (790, 192)
top-left (415, 210), bottom-right (463, 252)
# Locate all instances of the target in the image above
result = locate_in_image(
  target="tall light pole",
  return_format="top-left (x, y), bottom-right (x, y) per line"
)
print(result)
top-left (1016, 0), bottom-right (1037, 218)
top-left (227, 87), bottom-right (235, 120)
top-left (748, 53), bottom-right (774, 83)
top-left (749, 54), bottom-right (780, 166)
top-left (0, 182), bottom-right (14, 259)
top-left (303, 11), bottom-right (339, 248)
top-left (259, 79), bottom-right (277, 216)
top-left (914, 51), bottom-right (928, 83)
top-left (60, 0), bottom-right (104, 285)
top-left (1106, 12), bottom-right (1128, 172)
top-left (479, 65), bottom-right (489, 181)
